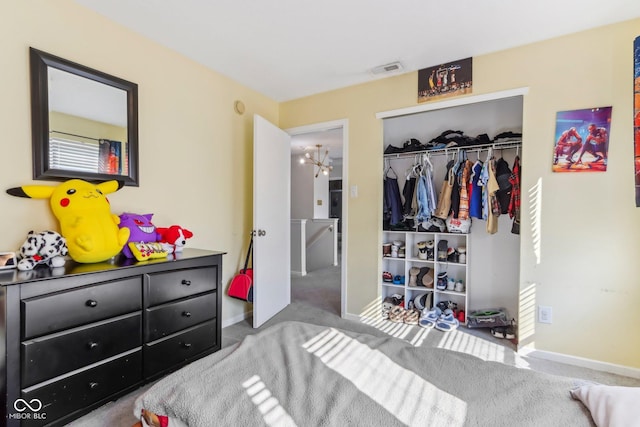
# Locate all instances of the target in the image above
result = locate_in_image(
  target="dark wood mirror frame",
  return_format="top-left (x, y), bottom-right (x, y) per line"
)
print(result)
top-left (29, 47), bottom-right (139, 186)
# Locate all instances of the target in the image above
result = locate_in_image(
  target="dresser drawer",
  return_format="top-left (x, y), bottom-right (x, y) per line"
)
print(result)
top-left (148, 266), bottom-right (217, 306)
top-left (22, 313), bottom-right (142, 387)
top-left (146, 292), bottom-right (216, 341)
top-left (22, 277), bottom-right (142, 339)
top-left (22, 350), bottom-right (142, 426)
top-left (144, 320), bottom-right (216, 377)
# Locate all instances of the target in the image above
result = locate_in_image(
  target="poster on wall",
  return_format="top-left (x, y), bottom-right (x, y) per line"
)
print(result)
top-left (552, 106), bottom-right (612, 173)
top-left (417, 57), bottom-right (472, 103)
top-left (634, 36), bottom-right (640, 205)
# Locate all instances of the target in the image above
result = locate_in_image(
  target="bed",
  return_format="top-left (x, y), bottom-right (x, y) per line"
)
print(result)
top-left (133, 321), bottom-right (637, 427)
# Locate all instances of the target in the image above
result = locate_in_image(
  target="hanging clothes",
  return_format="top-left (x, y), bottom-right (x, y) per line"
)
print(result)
top-left (469, 159), bottom-right (484, 219)
top-left (434, 162), bottom-right (454, 220)
top-left (402, 175), bottom-right (417, 216)
top-left (486, 158), bottom-right (500, 234)
top-left (415, 156), bottom-right (438, 224)
top-left (458, 159), bottom-right (473, 220)
top-left (494, 157), bottom-right (513, 214)
top-left (415, 174), bottom-right (430, 224)
top-left (383, 167), bottom-right (403, 227)
top-left (450, 153), bottom-right (463, 218)
top-left (425, 157), bottom-right (438, 217)
top-left (508, 156), bottom-right (521, 234)
top-left (478, 156), bottom-right (490, 221)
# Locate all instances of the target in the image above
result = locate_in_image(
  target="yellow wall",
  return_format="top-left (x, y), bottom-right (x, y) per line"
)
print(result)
top-left (50, 111), bottom-right (127, 143)
top-left (281, 19), bottom-right (640, 369)
top-left (1, 1), bottom-right (277, 323)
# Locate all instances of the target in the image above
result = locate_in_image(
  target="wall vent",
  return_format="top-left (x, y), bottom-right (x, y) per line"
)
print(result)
top-left (371, 62), bottom-right (404, 75)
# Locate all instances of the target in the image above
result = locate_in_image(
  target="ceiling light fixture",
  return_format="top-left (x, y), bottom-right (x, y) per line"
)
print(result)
top-left (299, 144), bottom-right (333, 178)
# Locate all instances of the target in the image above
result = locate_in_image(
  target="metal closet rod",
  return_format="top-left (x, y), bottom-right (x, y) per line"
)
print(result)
top-left (384, 140), bottom-right (522, 159)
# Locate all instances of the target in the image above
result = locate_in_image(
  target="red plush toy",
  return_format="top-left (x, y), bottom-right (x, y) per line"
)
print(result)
top-left (157, 225), bottom-right (193, 254)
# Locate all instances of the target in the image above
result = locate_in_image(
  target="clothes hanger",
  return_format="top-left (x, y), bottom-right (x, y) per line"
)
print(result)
top-left (423, 152), bottom-right (433, 171)
top-left (486, 147), bottom-right (494, 162)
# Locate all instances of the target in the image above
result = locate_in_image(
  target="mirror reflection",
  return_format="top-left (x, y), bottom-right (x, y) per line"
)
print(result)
top-left (30, 48), bottom-right (139, 186)
top-left (48, 68), bottom-right (129, 175)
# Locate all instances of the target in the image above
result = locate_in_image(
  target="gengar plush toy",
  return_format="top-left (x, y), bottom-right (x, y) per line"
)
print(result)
top-left (6, 180), bottom-right (130, 263)
top-left (17, 230), bottom-right (68, 271)
top-left (118, 213), bottom-right (162, 258)
top-left (157, 225), bottom-right (193, 253)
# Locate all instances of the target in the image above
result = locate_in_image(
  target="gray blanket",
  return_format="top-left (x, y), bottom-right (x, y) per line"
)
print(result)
top-left (134, 321), bottom-right (593, 426)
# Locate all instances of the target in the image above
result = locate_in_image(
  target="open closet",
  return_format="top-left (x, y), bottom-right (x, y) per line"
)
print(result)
top-left (378, 89), bottom-right (526, 336)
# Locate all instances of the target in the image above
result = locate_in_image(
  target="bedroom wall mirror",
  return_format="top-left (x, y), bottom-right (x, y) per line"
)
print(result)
top-left (30, 47), bottom-right (139, 186)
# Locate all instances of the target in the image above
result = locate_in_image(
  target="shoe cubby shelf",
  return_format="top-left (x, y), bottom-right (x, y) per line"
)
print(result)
top-left (382, 230), bottom-right (469, 321)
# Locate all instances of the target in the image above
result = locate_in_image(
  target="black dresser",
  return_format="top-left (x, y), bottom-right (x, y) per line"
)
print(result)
top-left (0, 248), bottom-right (224, 426)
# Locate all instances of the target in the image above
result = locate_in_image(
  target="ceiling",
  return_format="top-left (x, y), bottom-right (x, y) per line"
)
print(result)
top-left (290, 128), bottom-right (343, 162)
top-left (73, 0), bottom-right (640, 160)
top-left (74, 0), bottom-right (640, 103)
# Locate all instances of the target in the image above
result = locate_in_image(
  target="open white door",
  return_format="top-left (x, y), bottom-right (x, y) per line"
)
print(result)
top-left (253, 115), bottom-right (291, 328)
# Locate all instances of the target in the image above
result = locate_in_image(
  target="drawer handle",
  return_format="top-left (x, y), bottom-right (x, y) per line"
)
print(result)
top-left (87, 341), bottom-right (99, 350)
top-left (182, 311), bottom-right (192, 318)
top-left (89, 382), bottom-right (99, 389)
top-left (181, 279), bottom-right (192, 286)
top-left (182, 342), bottom-right (192, 349)
top-left (86, 299), bottom-right (98, 308)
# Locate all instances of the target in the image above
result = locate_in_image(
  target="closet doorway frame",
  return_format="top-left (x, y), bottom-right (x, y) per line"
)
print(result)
top-left (286, 119), bottom-right (349, 318)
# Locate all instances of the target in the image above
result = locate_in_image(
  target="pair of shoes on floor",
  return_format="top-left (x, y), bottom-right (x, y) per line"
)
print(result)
top-left (418, 307), bottom-right (459, 332)
top-left (491, 318), bottom-right (516, 339)
top-left (381, 294), bottom-right (403, 318)
top-left (388, 305), bottom-right (420, 324)
top-left (491, 326), bottom-right (515, 339)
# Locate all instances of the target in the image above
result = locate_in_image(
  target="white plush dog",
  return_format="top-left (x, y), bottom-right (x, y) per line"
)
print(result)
top-left (17, 230), bottom-right (68, 271)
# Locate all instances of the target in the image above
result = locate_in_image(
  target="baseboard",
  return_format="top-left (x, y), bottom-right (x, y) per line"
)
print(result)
top-left (222, 311), bottom-right (251, 328)
top-left (519, 348), bottom-right (640, 379)
top-left (343, 312), bottom-right (361, 323)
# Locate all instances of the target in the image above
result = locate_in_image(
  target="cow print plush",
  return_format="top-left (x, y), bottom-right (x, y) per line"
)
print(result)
top-left (17, 230), bottom-right (68, 271)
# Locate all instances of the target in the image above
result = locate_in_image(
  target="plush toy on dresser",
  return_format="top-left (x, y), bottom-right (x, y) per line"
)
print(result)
top-left (118, 213), bottom-right (165, 259)
top-left (17, 230), bottom-right (68, 270)
top-left (6, 179), bottom-right (130, 263)
top-left (157, 225), bottom-right (193, 254)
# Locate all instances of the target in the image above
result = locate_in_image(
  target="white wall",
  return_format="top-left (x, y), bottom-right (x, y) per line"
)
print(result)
top-left (291, 156), bottom-right (314, 218)
top-left (313, 171), bottom-right (329, 218)
top-left (330, 158), bottom-right (343, 179)
top-left (291, 155), bottom-right (330, 219)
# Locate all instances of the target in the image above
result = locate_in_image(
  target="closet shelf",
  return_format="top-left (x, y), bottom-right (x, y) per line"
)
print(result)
top-left (383, 140), bottom-right (522, 159)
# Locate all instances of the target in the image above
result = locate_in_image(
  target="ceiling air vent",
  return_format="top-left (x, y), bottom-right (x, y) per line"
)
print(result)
top-left (371, 62), bottom-right (404, 76)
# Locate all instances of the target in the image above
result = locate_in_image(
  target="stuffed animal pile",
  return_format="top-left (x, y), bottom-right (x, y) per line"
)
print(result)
top-left (157, 225), bottom-right (193, 253)
top-left (7, 179), bottom-right (194, 265)
top-left (7, 179), bottom-right (130, 263)
top-left (118, 213), bottom-right (162, 259)
top-left (17, 230), bottom-right (68, 271)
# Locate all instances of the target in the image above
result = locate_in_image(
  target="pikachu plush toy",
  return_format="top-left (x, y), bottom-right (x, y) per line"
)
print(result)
top-left (7, 179), bottom-right (130, 263)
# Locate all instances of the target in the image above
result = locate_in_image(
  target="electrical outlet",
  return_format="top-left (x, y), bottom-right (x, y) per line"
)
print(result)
top-left (538, 305), bottom-right (553, 324)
